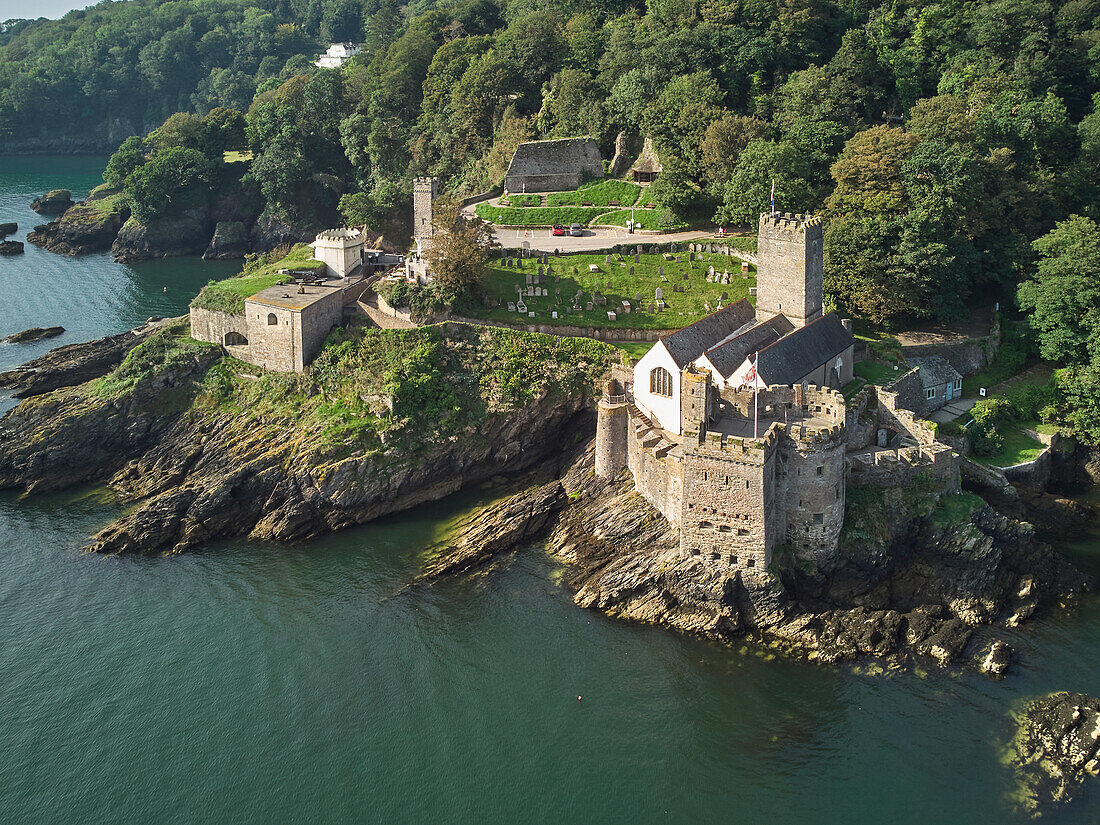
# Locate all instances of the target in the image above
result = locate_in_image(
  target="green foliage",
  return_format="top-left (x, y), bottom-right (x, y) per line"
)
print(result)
top-left (839, 475), bottom-right (944, 555)
top-left (89, 320), bottom-right (217, 399)
top-left (126, 147), bottom-right (216, 223)
top-left (546, 180), bottom-right (641, 208)
top-left (474, 204), bottom-right (604, 226)
top-left (190, 244), bottom-right (321, 314)
top-left (931, 492), bottom-right (984, 527)
top-left (501, 194), bottom-right (541, 207)
top-left (593, 209), bottom-right (686, 230)
top-left (103, 136), bottom-right (145, 189)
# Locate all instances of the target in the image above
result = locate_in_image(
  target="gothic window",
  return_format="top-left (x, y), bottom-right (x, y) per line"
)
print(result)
top-left (267, 313), bottom-right (278, 325)
top-left (650, 366), bottom-right (673, 397)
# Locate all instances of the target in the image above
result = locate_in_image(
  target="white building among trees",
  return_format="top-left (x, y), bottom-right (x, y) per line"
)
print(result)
top-left (315, 43), bottom-right (361, 68)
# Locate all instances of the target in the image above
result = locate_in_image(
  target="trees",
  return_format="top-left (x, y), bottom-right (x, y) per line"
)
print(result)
top-left (424, 196), bottom-right (495, 294)
top-left (103, 136), bottom-right (145, 189)
top-left (126, 147), bottom-right (216, 223)
top-left (714, 140), bottom-right (815, 227)
top-left (1017, 216), bottom-right (1100, 364)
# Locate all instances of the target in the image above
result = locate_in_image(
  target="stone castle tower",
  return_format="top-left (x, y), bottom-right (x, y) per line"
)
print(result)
top-left (755, 212), bottom-right (824, 329)
top-left (413, 177), bottom-right (438, 254)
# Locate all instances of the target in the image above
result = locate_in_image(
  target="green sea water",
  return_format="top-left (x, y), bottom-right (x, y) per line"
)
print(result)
top-left (2, 157), bottom-right (1100, 824)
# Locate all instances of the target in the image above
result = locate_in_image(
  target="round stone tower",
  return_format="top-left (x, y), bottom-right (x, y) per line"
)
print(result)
top-left (595, 379), bottom-right (629, 479)
top-left (783, 386), bottom-right (846, 562)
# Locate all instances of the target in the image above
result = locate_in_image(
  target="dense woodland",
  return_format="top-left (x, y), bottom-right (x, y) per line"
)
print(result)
top-left (1, 0), bottom-right (1100, 433)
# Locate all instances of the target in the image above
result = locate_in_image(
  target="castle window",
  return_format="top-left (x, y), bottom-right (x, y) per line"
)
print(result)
top-left (267, 313), bottom-right (278, 325)
top-left (738, 528), bottom-right (749, 536)
top-left (718, 525), bottom-right (731, 533)
top-left (729, 556), bottom-right (737, 565)
top-left (710, 552), bottom-right (720, 561)
top-left (650, 366), bottom-right (673, 397)
top-left (835, 487), bottom-right (840, 501)
top-left (691, 548), bottom-right (700, 556)
top-left (813, 513), bottom-right (824, 524)
top-left (816, 466), bottom-right (823, 476)
top-left (699, 521), bottom-right (713, 530)
top-left (747, 558), bottom-right (756, 567)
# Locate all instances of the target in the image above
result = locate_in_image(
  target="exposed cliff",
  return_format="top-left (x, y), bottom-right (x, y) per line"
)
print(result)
top-left (0, 321), bottom-right (619, 554)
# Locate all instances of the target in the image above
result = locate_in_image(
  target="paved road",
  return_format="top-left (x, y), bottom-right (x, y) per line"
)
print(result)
top-left (488, 225), bottom-right (719, 253)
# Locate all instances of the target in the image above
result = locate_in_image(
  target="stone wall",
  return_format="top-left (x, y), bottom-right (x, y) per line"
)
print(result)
top-left (298, 290), bottom-right (345, 367)
top-left (626, 406), bottom-right (684, 527)
top-left (755, 213), bottom-right (823, 328)
top-left (413, 177), bottom-right (437, 251)
top-left (189, 307), bottom-right (246, 349)
top-left (848, 443), bottom-right (959, 493)
top-left (783, 425), bottom-right (847, 560)
top-left (504, 138), bottom-right (603, 194)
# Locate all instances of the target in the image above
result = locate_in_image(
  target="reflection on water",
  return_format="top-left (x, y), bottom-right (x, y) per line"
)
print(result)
top-left (1, 158), bottom-right (1100, 824)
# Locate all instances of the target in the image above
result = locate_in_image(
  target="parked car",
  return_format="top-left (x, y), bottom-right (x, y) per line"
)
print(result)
top-left (569, 223), bottom-right (584, 237)
top-left (551, 224), bottom-right (567, 236)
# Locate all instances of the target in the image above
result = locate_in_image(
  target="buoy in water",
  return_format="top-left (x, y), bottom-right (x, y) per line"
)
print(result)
top-left (163, 286), bottom-right (167, 292)
top-left (577, 695), bottom-right (582, 701)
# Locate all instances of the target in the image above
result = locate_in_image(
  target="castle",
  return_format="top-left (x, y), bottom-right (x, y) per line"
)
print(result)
top-left (595, 213), bottom-right (959, 574)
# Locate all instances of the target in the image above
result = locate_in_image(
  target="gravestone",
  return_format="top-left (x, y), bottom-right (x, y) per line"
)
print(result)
top-left (689, 252), bottom-right (695, 261)
top-left (683, 273), bottom-right (689, 280)
top-left (529, 312), bottom-right (535, 318)
top-left (629, 266), bottom-right (634, 276)
top-left (634, 253), bottom-right (639, 263)
top-left (517, 300), bottom-right (527, 313)
top-left (526, 274), bottom-right (533, 285)
top-left (648, 302), bottom-right (656, 313)
top-left (655, 287), bottom-right (663, 301)
top-left (605, 254), bottom-right (611, 264)
top-left (538, 265), bottom-right (544, 277)
top-left (658, 265), bottom-right (664, 278)
top-left (607, 311), bottom-right (617, 321)
top-left (507, 302), bottom-right (516, 312)
top-left (586, 302), bottom-right (594, 311)
top-left (552, 311), bottom-right (558, 319)
top-left (635, 292), bottom-right (642, 302)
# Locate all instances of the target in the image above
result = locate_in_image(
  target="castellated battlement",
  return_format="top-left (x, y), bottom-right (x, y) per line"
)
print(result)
top-left (759, 212), bottom-right (824, 233)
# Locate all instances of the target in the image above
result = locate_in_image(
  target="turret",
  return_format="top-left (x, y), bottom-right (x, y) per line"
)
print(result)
top-left (595, 379), bottom-right (629, 479)
top-left (755, 212), bottom-right (824, 328)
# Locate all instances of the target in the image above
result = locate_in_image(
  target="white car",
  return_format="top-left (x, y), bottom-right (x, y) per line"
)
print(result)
top-left (569, 224), bottom-right (584, 237)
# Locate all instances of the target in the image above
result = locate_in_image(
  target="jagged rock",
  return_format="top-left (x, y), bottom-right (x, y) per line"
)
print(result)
top-left (980, 639), bottom-right (1012, 676)
top-left (0, 222), bottom-right (17, 236)
top-left (544, 443), bottom-right (1092, 669)
top-left (0, 240), bottom-right (24, 255)
top-left (0, 320), bottom-right (165, 398)
top-left (1009, 692), bottom-right (1100, 815)
top-left (112, 210), bottom-right (212, 262)
top-left (203, 221), bottom-right (249, 260)
top-left (251, 208), bottom-right (316, 252)
top-left (27, 199), bottom-right (129, 255)
top-left (3, 326), bottom-right (64, 344)
top-left (30, 189), bottom-right (75, 215)
top-left (414, 480), bottom-right (567, 581)
top-left (608, 132), bottom-right (632, 177)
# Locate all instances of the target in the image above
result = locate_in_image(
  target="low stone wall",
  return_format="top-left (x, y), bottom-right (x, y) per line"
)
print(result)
top-left (446, 314), bottom-right (664, 342)
top-left (901, 319), bottom-right (1001, 376)
top-left (960, 456), bottom-right (1010, 490)
top-left (361, 293), bottom-right (417, 330)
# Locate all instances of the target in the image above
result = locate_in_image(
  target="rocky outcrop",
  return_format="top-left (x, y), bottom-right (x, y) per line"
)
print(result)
top-left (0, 240), bottom-right (24, 255)
top-left (112, 210), bottom-right (212, 262)
top-left (251, 208), bottom-right (317, 252)
top-left (27, 200), bottom-right (129, 255)
top-left (415, 480), bottom-right (568, 582)
top-left (0, 222), bottom-right (16, 236)
top-left (540, 443), bottom-right (1091, 669)
top-left (30, 189), bottom-right (75, 215)
top-left (3, 326), bottom-right (64, 344)
top-left (0, 320), bottom-right (165, 398)
top-left (203, 221), bottom-right (250, 259)
top-left (0, 324), bottom-right (612, 555)
top-left (1009, 692), bottom-right (1100, 815)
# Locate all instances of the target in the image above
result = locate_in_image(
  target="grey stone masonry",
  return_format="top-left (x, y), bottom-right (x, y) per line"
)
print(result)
top-left (413, 177), bottom-right (438, 252)
top-left (756, 212), bottom-right (824, 329)
top-left (505, 137), bottom-right (603, 194)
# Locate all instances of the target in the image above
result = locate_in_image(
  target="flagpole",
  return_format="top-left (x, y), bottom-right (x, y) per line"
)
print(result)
top-left (753, 352), bottom-right (759, 439)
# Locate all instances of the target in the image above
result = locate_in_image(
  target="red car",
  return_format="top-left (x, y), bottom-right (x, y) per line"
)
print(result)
top-left (551, 224), bottom-right (567, 236)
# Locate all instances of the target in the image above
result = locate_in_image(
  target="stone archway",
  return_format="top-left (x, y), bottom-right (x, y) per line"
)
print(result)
top-left (224, 331), bottom-right (248, 346)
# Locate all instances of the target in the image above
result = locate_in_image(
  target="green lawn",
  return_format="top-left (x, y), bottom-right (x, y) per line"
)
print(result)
top-left (614, 341), bottom-right (654, 361)
top-left (976, 426), bottom-right (1047, 468)
top-left (854, 360), bottom-right (902, 385)
top-left (499, 193), bottom-right (540, 207)
top-left (931, 491), bottom-right (984, 526)
top-left (593, 208), bottom-right (687, 230)
top-left (190, 244), bottom-right (324, 314)
top-left (470, 250), bottom-right (756, 330)
top-left (546, 179), bottom-right (642, 208)
top-left (223, 150), bottom-right (253, 163)
top-left (475, 204), bottom-right (605, 226)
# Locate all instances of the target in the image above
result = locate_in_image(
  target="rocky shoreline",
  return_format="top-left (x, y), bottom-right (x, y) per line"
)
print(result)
top-left (0, 323), bottom-right (1096, 678)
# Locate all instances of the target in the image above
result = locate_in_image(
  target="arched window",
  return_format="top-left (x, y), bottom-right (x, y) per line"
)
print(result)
top-left (650, 366), bottom-right (673, 397)
top-left (267, 313), bottom-right (278, 325)
top-left (223, 331), bottom-right (248, 346)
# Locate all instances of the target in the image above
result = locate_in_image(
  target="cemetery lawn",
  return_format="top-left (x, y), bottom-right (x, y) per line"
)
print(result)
top-left (469, 250), bottom-right (757, 330)
top-left (614, 341), bottom-right (654, 361)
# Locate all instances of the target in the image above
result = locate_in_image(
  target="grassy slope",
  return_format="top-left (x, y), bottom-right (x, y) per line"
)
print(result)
top-left (472, 250), bottom-right (756, 330)
top-left (593, 209), bottom-right (686, 230)
top-left (87, 320), bottom-right (620, 458)
top-left (547, 180), bottom-right (642, 207)
top-left (190, 244), bottom-right (324, 314)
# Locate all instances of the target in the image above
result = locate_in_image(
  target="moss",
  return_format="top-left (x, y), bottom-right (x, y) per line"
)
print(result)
top-left (190, 244), bottom-right (324, 314)
top-left (931, 491), bottom-right (984, 526)
top-left (86, 319), bottom-right (218, 400)
top-left (839, 474), bottom-right (943, 554)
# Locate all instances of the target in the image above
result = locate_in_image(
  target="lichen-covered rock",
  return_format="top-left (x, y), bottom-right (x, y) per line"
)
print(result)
top-left (0, 239), bottom-right (24, 255)
top-left (251, 208), bottom-right (316, 252)
top-left (1009, 692), bottom-right (1100, 815)
top-left (27, 199), bottom-right (129, 255)
top-left (203, 221), bottom-right (250, 259)
top-left (3, 326), bottom-right (64, 344)
top-left (981, 640), bottom-right (1012, 676)
top-left (30, 189), bottom-right (75, 215)
top-left (0, 222), bottom-right (17, 236)
top-left (112, 210), bottom-right (212, 262)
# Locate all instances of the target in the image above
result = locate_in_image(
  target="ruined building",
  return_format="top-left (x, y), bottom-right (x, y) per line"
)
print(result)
top-left (504, 137), bottom-right (603, 193)
top-left (596, 212), bottom-right (959, 574)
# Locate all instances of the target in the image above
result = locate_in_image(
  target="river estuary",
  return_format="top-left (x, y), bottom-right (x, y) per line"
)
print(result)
top-left (1, 156), bottom-right (1099, 823)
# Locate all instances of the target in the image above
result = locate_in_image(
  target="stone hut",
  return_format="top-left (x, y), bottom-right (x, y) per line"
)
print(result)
top-left (886, 356), bottom-right (964, 415)
top-left (504, 137), bottom-right (603, 193)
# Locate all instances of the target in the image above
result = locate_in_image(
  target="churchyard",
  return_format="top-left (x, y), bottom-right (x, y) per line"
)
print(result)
top-left (468, 246), bottom-right (757, 330)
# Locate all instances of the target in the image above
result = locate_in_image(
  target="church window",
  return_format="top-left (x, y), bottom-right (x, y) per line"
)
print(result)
top-left (650, 366), bottom-right (673, 397)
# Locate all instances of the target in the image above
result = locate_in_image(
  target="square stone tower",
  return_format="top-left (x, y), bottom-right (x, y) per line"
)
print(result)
top-left (755, 212), bottom-right (824, 328)
top-left (413, 177), bottom-right (438, 254)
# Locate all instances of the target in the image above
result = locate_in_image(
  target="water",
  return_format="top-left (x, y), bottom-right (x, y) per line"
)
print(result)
top-left (2, 158), bottom-right (1100, 824)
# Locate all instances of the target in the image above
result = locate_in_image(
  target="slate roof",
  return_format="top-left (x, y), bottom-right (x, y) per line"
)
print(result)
top-left (755, 312), bottom-right (853, 386)
top-left (701, 315), bottom-right (795, 378)
top-left (909, 355), bottom-right (962, 387)
top-left (659, 299), bottom-right (756, 368)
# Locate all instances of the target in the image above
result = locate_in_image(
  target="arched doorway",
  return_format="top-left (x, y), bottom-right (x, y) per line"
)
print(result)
top-left (224, 331), bottom-right (248, 346)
